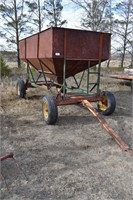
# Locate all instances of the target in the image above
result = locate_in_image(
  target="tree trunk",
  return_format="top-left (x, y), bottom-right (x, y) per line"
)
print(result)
top-left (14, 0), bottom-right (21, 68)
top-left (38, 0), bottom-right (41, 32)
top-left (120, 1), bottom-right (130, 68)
top-left (107, 0), bottom-right (112, 68)
top-left (121, 53), bottom-right (125, 68)
top-left (131, 41), bottom-right (133, 68)
top-left (53, 1), bottom-right (57, 27)
top-left (107, 58), bottom-right (111, 68)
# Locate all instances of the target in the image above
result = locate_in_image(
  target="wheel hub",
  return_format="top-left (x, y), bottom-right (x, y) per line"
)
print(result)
top-left (43, 102), bottom-right (48, 119)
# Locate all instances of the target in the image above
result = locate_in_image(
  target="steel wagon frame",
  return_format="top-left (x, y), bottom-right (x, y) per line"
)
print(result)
top-left (17, 27), bottom-right (133, 153)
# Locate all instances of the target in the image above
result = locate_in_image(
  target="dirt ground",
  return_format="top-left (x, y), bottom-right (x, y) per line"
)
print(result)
top-left (0, 77), bottom-right (133, 200)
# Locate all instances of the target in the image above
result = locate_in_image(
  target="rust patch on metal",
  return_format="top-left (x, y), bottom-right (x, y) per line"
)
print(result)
top-left (19, 27), bottom-right (111, 84)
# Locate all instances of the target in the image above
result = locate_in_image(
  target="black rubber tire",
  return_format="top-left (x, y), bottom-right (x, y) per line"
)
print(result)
top-left (16, 80), bottom-right (26, 98)
top-left (97, 91), bottom-right (116, 116)
top-left (42, 96), bottom-right (58, 125)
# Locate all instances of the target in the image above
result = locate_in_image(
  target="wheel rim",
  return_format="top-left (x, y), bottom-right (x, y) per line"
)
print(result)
top-left (98, 96), bottom-right (108, 111)
top-left (43, 102), bottom-right (48, 119)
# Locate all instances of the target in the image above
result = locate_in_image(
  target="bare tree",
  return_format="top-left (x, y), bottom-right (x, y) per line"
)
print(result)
top-left (71, 0), bottom-right (111, 32)
top-left (71, 0), bottom-right (113, 68)
top-left (113, 0), bottom-right (133, 68)
top-left (43, 0), bottom-right (67, 27)
top-left (107, 0), bottom-right (113, 68)
top-left (25, 0), bottom-right (45, 32)
top-left (0, 0), bottom-right (32, 67)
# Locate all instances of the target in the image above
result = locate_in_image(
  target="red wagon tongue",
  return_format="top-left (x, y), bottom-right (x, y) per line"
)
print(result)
top-left (81, 100), bottom-right (133, 154)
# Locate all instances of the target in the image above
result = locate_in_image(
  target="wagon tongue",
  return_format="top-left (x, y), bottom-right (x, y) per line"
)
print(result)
top-left (81, 100), bottom-right (133, 154)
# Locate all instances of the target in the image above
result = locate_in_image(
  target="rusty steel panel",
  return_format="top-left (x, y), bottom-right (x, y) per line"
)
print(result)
top-left (39, 29), bottom-right (53, 58)
top-left (19, 27), bottom-right (111, 61)
top-left (19, 39), bottom-right (26, 59)
top-left (19, 27), bottom-right (111, 84)
top-left (52, 28), bottom-right (111, 60)
top-left (53, 59), bottom-right (99, 83)
top-left (26, 35), bottom-right (38, 58)
top-left (53, 28), bottom-right (64, 58)
top-left (64, 29), bottom-right (100, 59)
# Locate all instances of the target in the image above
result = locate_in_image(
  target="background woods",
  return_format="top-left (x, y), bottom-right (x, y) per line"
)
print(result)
top-left (0, 0), bottom-right (133, 68)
